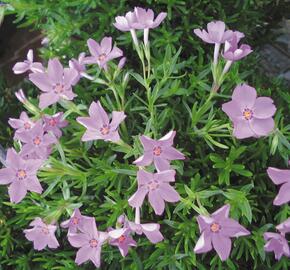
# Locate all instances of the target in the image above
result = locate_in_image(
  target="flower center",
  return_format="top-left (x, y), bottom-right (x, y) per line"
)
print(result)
top-left (118, 235), bottom-right (126, 243)
top-left (210, 222), bottom-right (221, 233)
top-left (41, 227), bottom-right (49, 235)
top-left (17, 169), bottom-right (27, 180)
top-left (54, 83), bottom-right (65, 94)
top-left (153, 146), bottom-right (162, 156)
top-left (98, 53), bottom-right (106, 61)
top-left (243, 108), bottom-right (253, 120)
top-left (100, 125), bottom-right (110, 135)
top-left (89, 239), bottom-right (98, 247)
top-left (148, 180), bottom-right (159, 190)
top-left (33, 136), bottom-right (41, 145)
top-left (71, 217), bottom-right (79, 225)
top-left (24, 122), bottom-right (31, 130)
top-left (48, 119), bottom-right (57, 126)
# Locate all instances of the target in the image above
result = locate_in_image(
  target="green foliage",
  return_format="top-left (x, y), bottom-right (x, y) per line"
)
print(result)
top-left (0, 0), bottom-right (289, 270)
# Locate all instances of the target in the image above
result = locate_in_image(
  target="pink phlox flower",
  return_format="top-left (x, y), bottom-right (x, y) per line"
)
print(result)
top-left (128, 169), bottom-right (180, 215)
top-left (222, 84), bottom-right (276, 139)
top-left (77, 101), bottom-right (126, 143)
top-left (194, 204), bottom-right (250, 261)
top-left (24, 217), bottom-right (59, 250)
top-left (133, 130), bottom-right (185, 171)
top-left (13, 49), bottom-right (44, 74)
top-left (29, 58), bottom-right (78, 109)
top-left (0, 148), bottom-right (43, 203)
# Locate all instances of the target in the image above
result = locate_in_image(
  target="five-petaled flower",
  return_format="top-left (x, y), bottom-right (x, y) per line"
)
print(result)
top-left (43, 112), bottom-right (68, 138)
top-left (17, 121), bottom-right (57, 159)
top-left (85, 37), bottom-right (123, 70)
top-left (77, 101), bottom-right (126, 143)
top-left (133, 131), bottom-right (185, 171)
top-left (67, 218), bottom-right (124, 267)
top-left (61, 208), bottom-right (93, 234)
top-left (194, 204), bottom-right (250, 261)
top-left (24, 217), bottom-right (59, 250)
top-left (8, 111), bottom-right (35, 140)
top-left (13, 49), bottom-right (44, 74)
top-left (267, 167), bottom-right (290, 205)
top-left (109, 227), bottom-right (137, 257)
top-left (69, 52), bottom-right (93, 83)
top-left (0, 148), bottom-right (43, 203)
top-left (128, 169), bottom-right (180, 215)
top-left (29, 58), bottom-right (78, 109)
top-left (264, 232), bottom-right (290, 260)
top-left (222, 84), bottom-right (276, 139)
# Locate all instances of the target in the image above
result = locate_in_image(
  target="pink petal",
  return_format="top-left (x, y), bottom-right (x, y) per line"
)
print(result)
top-left (64, 68), bottom-right (78, 86)
top-left (137, 169), bottom-right (152, 185)
top-left (140, 135), bottom-right (155, 150)
top-left (6, 148), bottom-right (22, 169)
top-left (47, 235), bottom-right (60, 249)
top-left (161, 146), bottom-right (185, 160)
top-left (81, 130), bottom-right (100, 141)
top-left (222, 100), bottom-right (242, 121)
top-left (8, 181), bottom-right (27, 203)
top-left (250, 117), bottom-right (275, 136)
top-left (141, 224), bottom-right (163, 243)
top-left (148, 190), bottom-right (165, 215)
top-left (128, 186), bottom-right (148, 208)
top-left (75, 245), bottom-right (93, 265)
top-left (253, 97), bottom-right (276, 119)
top-left (100, 37), bottom-right (112, 55)
top-left (90, 246), bottom-right (102, 267)
top-left (68, 233), bottom-right (90, 248)
top-left (159, 130), bottom-right (176, 146)
top-left (133, 152), bottom-right (153, 167)
top-left (154, 156), bottom-right (170, 171)
top-left (26, 176), bottom-right (43, 194)
top-left (152, 12), bottom-right (167, 28)
top-left (233, 119), bottom-right (254, 139)
top-left (267, 167), bottom-right (290, 185)
top-left (232, 84), bottom-right (257, 110)
top-left (220, 218), bottom-right (250, 237)
top-left (106, 131), bottom-right (120, 142)
top-left (77, 116), bottom-right (98, 129)
top-left (155, 170), bottom-right (175, 183)
top-left (87, 38), bottom-right (101, 56)
top-left (47, 58), bottom-right (63, 83)
top-left (194, 29), bottom-right (213, 44)
top-left (39, 92), bottom-right (60, 109)
top-left (89, 101), bottom-right (109, 126)
top-left (110, 111), bottom-right (126, 130)
top-left (273, 182), bottom-right (290, 206)
top-left (0, 168), bottom-right (14, 184)
top-left (27, 49), bottom-right (33, 62)
top-left (29, 72), bottom-right (52, 92)
top-left (158, 183), bottom-right (180, 202)
top-left (212, 233), bottom-right (232, 261)
top-left (194, 231), bottom-right (213, 253)
top-left (30, 62), bottom-right (45, 73)
top-left (212, 204), bottom-right (230, 220)
top-left (13, 62), bottom-right (29, 74)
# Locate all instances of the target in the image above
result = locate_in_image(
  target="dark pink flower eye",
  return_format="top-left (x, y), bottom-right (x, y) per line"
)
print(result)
top-left (98, 53), bottom-right (106, 61)
top-left (53, 83), bottom-right (65, 94)
top-left (100, 125), bottom-right (110, 135)
top-left (210, 222), bottom-right (221, 233)
top-left (71, 217), bottom-right (79, 225)
top-left (33, 136), bottom-right (41, 145)
top-left (49, 119), bottom-right (57, 126)
top-left (17, 169), bottom-right (27, 179)
top-left (148, 180), bottom-right (159, 190)
top-left (41, 227), bottom-right (49, 235)
top-left (118, 235), bottom-right (126, 243)
top-left (153, 146), bottom-right (162, 156)
top-left (243, 108), bottom-right (253, 120)
top-left (89, 239), bottom-right (98, 247)
top-left (24, 122), bottom-right (31, 129)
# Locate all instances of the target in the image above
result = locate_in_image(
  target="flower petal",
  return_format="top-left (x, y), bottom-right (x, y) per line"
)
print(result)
top-left (158, 183), bottom-right (180, 203)
top-left (161, 146), bottom-right (185, 160)
top-left (8, 181), bottom-right (27, 203)
top-left (222, 100), bottom-right (242, 121)
top-left (232, 84), bottom-right (257, 110)
top-left (253, 97), bottom-right (276, 119)
top-left (128, 186), bottom-right (148, 208)
top-left (148, 190), bottom-right (165, 215)
top-left (267, 167), bottom-right (290, 185)
top-left (154, 156), bottom-right (170, 172)
top-left (0, 168), bottom-right (14, 184)
top-left (273, 182), bottom-right (290, 206)
top-left (47, 58), bottom-right (63, 83)
top-left (39, 92), bottom-right (60, 109)
top-left (194, 231), bottom-right (213, 254)
top-left (75, 244), bottom-right (93, 265)
top-left (155, 170), bottom-right (175, 183)
top-left (110, 111), bottom-right (126, 130)
top-left (250, 117), bottom-right (275, 137)
top-left (68, 233), bottom-right (90, 248)
top-left (29, 73), bottom-right (52, 92)
top-left (233, 119), bottom-right (254, 139)
top-left (133, 152), bottom-right (153, 167)
top-left (212, 233), bottom-right (232, 261)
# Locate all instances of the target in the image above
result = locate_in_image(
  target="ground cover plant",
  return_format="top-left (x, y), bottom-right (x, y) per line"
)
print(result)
top-left (0, 1), bottom-right (290, 270)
